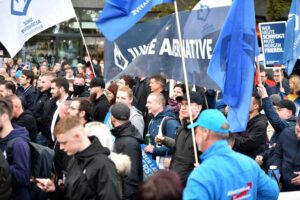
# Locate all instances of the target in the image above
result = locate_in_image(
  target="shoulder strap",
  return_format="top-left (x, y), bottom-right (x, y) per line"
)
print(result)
top-left (160, 116), bottom-right (174, 136)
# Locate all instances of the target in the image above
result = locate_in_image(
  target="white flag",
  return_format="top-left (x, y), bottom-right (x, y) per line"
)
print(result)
top-left (0, 0), bottom-right (76, 57)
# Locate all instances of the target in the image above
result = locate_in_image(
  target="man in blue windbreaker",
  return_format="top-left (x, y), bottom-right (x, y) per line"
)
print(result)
top-left (183, 109), bottom-right (279, 200)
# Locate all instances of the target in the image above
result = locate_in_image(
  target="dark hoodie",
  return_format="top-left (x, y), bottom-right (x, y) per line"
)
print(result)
top-left (63, 136), bottom-right (120, 200)
top-left (0, 125), bottom-right (31, 200)
top-left (233, 113), bottom-right (269, 159)
top-left (111, 122), bottom-right (144, 200)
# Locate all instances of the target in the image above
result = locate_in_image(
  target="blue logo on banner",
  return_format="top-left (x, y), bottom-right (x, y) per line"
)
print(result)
top-left (11, 0), bottom-right (31, 16)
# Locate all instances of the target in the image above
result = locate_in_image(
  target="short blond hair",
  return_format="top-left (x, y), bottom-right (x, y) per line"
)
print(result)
top-left (117, 86), bottom-right (133, 99)
top-left (54, 116), bottom-right (82, 136)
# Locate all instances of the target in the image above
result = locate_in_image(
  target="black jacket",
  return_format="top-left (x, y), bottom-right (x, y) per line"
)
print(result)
top-left (92, 94), bottom-right (110, 123)
top-left (12, 110), bottom-right (37, 142)
top-left (169, 122), bottom-right (201, 186)
top-left (33, 90), bottom-right (52, 133)
top-left (21, 85), bottom-right (37, 112)
top-left (272, 126), bottom-right (300, 191)
top-left (54, 137), bottom-right (121, 200)
top-left (133, 77), bottom-right (151, 116)
top-left (233, 113), bottom-right (268, 159)
top-left (111, 122), bottom-right (144, 200)
top-left (41, 98), bottom-right (57, 143)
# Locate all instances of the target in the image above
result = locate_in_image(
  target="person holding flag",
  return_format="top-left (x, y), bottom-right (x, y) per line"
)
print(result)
top-left (183, 109), bottom-right (279, 200)
top-left (207, 0), bottom-right (259, 132)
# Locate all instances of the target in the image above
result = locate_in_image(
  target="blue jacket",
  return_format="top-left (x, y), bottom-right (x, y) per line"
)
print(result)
top-left (272, 126), bottom-right (300, 191)
top-left (184, 140), bottom-right (279, 200)
top-left (0, 125), bottom-right (31, 200)
top-left (148, 107), bottom-right (180, 157)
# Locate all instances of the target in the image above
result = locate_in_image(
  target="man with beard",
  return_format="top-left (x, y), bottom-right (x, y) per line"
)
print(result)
top-left (71, 74), bottom-right (89, 98)
top-left (89, 77), bottom-right (110, 122)
top-left (33, 72), bottom-right (55, 144)
top-left (155, 92), bottom-right (203, 186)
top-left (0, 80), bottom-right (16, 98)
top-left (42, 77), bottom-right (70, 147)
top-left (232, 92), bottom-right (268, 159)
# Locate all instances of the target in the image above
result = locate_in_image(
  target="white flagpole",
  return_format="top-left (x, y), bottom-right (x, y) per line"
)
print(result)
top-left (173, 0), bottom-right (199, 165)
top-left (74, 15), bottom-right (96, 77)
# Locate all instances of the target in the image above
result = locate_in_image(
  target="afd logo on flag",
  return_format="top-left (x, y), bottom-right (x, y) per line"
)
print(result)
top-left (197, 4), bottom-right (210, 21)
top-left (11, 0), bottom-right (31, 16)
top-left (114, 43), bottom-right (129, 70)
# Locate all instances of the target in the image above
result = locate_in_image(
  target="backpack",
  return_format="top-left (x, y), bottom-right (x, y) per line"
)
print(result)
top-left (6, 139), bottom-right (54, 200)
top-left (0, 149), bottom-right (11, 200)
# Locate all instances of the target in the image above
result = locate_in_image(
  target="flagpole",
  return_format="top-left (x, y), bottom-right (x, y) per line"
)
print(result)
top-left (173, 0), bottom-right (199, 165)
top-left (74, 15), bottom-right (96, 77)
top-left (256, 57), bottom-right (262, 84)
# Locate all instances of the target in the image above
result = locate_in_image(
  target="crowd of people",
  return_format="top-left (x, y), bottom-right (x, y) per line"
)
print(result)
top-left (0, 57), bottom-right (299, 200)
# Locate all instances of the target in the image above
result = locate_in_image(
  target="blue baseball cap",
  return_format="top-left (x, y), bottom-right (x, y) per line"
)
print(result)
top-left (15, 70), bottom-right (22, 78)
top-left (188, 109), bottom-right (230, 134)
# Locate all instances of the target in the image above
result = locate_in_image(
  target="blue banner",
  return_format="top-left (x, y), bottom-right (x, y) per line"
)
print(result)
top-left (97, 0), bottom-right (174, 41)
top-left (259, 21), bottom-right (286, 68)
top-left (141, 144), bottom-right (158, 178)
top-left (104, 5), bottom-right (230, 89)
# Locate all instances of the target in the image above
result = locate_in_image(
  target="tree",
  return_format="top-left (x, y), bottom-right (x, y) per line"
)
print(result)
top-left (265, 0), bottom-right (290, 21)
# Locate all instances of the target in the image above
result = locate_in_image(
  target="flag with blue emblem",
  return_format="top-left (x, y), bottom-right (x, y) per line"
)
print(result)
top-left (207, 0), bottom-right (259, 132)
top-left (97, 0), bottom-right (174, 41)
top-left (0, 0), bottom-right (75, 57)
top-left (282, 0), bottom-right (300, 75)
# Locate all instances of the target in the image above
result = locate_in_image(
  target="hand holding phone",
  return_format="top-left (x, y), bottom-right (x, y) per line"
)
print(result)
top-left (31, 177), bottom-right (56, 192)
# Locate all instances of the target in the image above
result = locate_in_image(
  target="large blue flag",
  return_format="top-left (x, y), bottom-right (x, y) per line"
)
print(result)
top-left (282, 0), bottom-right (300, 75)
top-left (207, 0), bottom-right (258, 132)
top-left (97, 0), bottom-right (174, 41)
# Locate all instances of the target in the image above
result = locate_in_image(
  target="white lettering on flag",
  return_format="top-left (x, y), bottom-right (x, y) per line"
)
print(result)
top-left (0, 0), bottom-right (76, 57)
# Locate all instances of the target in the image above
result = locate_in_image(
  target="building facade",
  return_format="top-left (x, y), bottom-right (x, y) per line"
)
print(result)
top-left (0, 0), bottom-right (105, 67)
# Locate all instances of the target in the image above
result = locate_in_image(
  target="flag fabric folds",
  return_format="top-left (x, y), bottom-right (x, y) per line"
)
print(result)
top-left (207, 0), bottom-right (259, 132)
top-left (97, 0), bottom-right (174, 41)
top-left (282, 0), bottom-right (300, 76)
top-left (0, 0), bottom-right (76, 57)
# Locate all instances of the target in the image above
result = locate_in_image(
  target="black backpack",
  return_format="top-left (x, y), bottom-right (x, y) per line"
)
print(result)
top-left (6, 138), bottom-right (54, 200)
top-left (0, 149), bottom-right (11, 200)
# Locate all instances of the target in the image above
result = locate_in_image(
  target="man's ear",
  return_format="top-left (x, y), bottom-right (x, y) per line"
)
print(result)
top-left (203, 128), bottom-right (210, 141)
top-left (79, 110), bottom-right (85, 119)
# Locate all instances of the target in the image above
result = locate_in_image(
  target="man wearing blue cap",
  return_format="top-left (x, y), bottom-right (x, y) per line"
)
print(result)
top-left (183, 109), bottom-right (279, 200)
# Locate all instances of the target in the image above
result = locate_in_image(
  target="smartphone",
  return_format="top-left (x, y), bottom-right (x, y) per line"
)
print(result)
top-left (31, 177), bottom-right (46, 189)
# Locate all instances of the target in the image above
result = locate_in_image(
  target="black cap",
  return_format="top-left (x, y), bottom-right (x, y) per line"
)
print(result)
top-left (111, 103), bottom-right (130, 121)
top-left (276, 99), bottom-right (296, 115)
top-left (90, 77), bottom-right (105, 88)
top-left (176, 91), bottom-right (203, 105)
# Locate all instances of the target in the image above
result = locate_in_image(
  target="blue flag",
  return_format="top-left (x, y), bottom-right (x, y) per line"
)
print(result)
top-left (97, 0), bottom-right (174, 41)
top-left (207, 0), bottom-right (258, 132)
top-left (282, 0), bottom-right (300, 75)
